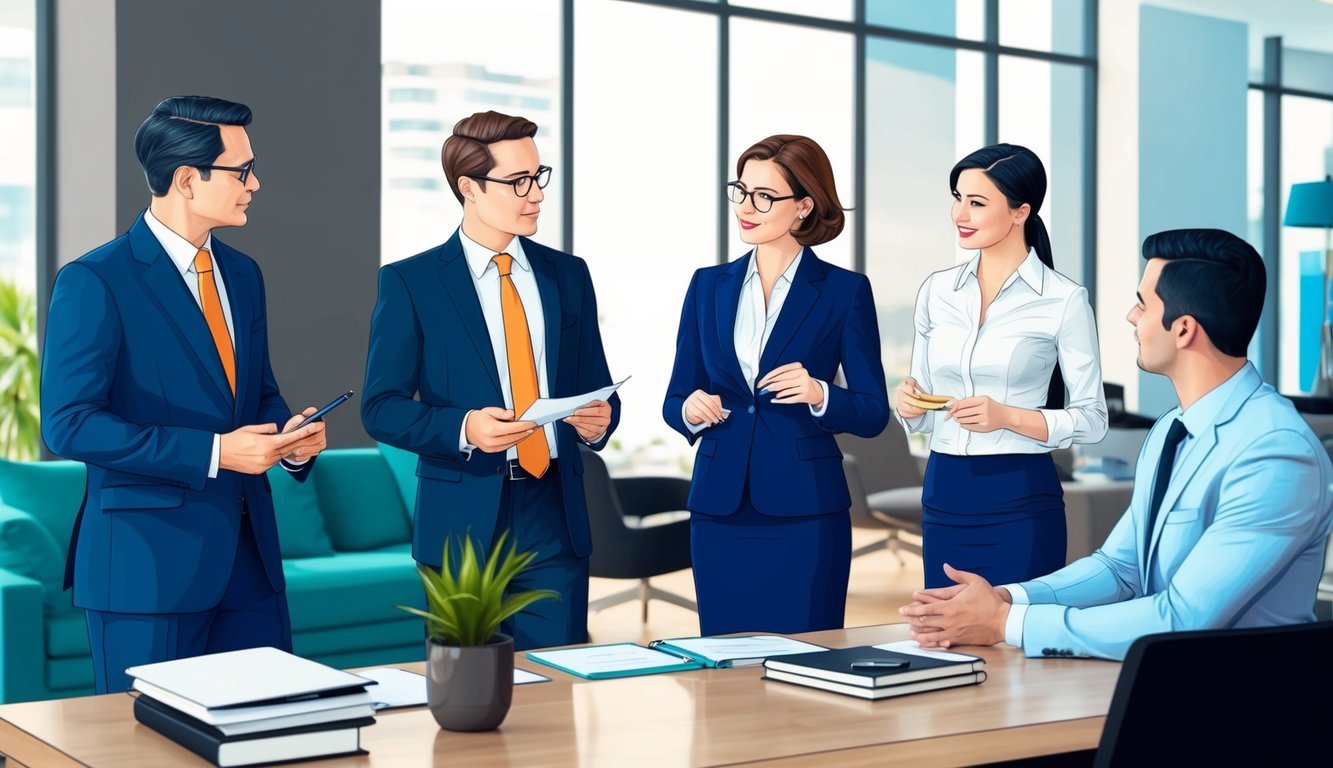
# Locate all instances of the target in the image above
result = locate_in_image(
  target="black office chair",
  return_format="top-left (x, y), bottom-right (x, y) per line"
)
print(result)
top-left (1093, 621), bottom-right (1333, 767)
top-left (579, 446), bottom-right (696, 621)
top-left (836, 419), bottom-right (924, 563)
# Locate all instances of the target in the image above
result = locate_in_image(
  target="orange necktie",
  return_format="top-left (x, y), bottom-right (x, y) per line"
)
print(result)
top-left (194, 248), bottom-right (236, 395)
top-left (493, 253), bottom-right (549, 479)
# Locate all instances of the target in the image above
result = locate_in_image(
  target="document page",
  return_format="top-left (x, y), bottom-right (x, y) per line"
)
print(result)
top-left (873, 640), bottom-right (984, 663)
top-left (527, 642), bottom-right (700, 678)
top-left (655, 635), bottom-right (827, 666)
top-left (518, 377), bottom-right (630, 426)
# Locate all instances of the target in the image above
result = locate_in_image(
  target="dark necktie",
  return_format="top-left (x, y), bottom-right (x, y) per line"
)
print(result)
top-left (1146, 418), bottom-right (1189, 548)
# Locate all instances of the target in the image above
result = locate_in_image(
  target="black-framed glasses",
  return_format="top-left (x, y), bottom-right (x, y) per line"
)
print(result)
top-left (197, 159), bottom-right (256, 184)
top-left (726, 181), bottom-right (797, 213)
top-left (467, 165), bottom-right (552, 197)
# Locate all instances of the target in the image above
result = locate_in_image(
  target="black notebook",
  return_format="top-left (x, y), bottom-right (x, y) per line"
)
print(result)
top-left (763, 644), bottom-right (986, 688)
top-left (133, 694), bottom-right (373, 767)
top-left (765, 668), bottom-right (987, 700)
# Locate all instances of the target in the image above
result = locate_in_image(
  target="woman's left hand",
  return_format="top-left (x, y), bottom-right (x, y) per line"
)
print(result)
top-left (946, 395), bottom-right (1012, 433)
top-left (758, 362), bottom-right (823, 408)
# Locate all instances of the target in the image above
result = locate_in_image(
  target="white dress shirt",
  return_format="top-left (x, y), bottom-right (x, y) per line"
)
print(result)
top-left (145, 211), bottom-right (231, 479)
top-left (686, 250), bottom-right (828, 434)
top-left (900, 250), bottom-right (1107, 455)
top-left (456, 231), bottom-right (560, 460)
top-left (145, 210), bottom-right (306, 479)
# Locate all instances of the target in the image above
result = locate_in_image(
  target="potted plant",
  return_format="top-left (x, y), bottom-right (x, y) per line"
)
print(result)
top-left (398, 531), bottom-right (557, 732)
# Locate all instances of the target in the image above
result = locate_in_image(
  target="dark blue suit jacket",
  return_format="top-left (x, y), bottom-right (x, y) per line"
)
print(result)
top-left (663, 248), bottom-right (889, 517)
top-left (41, 212), bottom-right (307, 614)
top-left (360, 231), bottom-right (620, 566)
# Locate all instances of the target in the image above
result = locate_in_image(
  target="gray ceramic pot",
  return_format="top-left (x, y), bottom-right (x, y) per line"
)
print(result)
top-left (426, 633), bottom-right (514, 732)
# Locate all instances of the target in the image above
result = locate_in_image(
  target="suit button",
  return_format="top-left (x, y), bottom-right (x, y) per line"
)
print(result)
top-left (235, 495), bottom-right (245, 503)
top-left (747, 405), bottom-right (755, 414)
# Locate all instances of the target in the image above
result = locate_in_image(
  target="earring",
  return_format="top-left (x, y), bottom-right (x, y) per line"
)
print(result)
top-left (799, 214), bottom-right (805, 220)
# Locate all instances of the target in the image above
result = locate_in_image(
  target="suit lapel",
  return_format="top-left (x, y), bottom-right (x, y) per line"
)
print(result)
top-left (1144, 369), bottom-right (1264, 567)
top-left (436, 232), bottom-right (503, 398)
top-left (758, 248), bottom-right (824, 375)
top-left (212, 239), bottom-right (252, 416)
top-left (523, 238), bottom-right (562, 389)
top-left (715, 254), bottom-right (751, 396)
top-left (128, 215), bottom-right (234, 413)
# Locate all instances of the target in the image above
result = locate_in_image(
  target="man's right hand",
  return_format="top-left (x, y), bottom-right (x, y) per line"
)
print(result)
top-left (465, 407), bottom-right (537, 453)
top-left (220, 423), bottom-right (321, 474)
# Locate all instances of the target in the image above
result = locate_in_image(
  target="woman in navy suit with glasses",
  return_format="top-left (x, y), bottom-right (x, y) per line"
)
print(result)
top-left (663, 135), bottom-right (889, 636)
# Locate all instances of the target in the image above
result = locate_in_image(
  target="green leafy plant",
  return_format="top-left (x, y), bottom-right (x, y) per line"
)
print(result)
top-left (0, 278), bottom-right (39, 461)
top-left (397, 531), bottom-right (559, 646)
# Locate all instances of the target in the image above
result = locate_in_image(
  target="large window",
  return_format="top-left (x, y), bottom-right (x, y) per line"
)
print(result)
top-left (381, 0), bottom-right (1098, 474)
top-left (1249, 41), bottom-right (1333, 395)
top-left (381, 0), bottom-right (562, 265)
top-left (0, 0), bottom-right (36, 293)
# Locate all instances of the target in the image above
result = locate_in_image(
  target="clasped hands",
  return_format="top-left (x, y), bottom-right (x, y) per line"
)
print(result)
top-left (219, 407), bottom-right (329, 474)
top-left (685, 362), bottom-right (823, 427)
top-left (898, 564), bottom-right (1013, 649)
top-left (893, 376), bottom-right (1012, 433)
top-left (465, 400), bottom-right (612, 452)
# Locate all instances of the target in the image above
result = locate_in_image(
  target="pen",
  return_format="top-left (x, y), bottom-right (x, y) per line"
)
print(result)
top-left (849, 659), bottom-right (909, 670)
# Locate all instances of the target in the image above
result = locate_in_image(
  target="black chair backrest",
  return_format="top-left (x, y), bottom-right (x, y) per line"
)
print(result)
top-left (833, 418), bottom-right (920, 495)
top-left (1094, 621), bottom-right (1333, 767)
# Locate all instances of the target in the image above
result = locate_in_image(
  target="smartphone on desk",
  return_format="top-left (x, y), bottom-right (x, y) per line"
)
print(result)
top-left (288, 389), bottom-right (355, 432)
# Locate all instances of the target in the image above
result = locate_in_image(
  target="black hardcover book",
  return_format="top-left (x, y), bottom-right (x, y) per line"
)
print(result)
top-left (763, 645), bottom-right (985, 688)
top-left (133, 694), bottom-right (374, 767)
top-left (764, 668), bottom-right (988, 700)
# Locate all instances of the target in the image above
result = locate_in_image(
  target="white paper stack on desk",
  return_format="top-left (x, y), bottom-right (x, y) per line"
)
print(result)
top-left (127, 646), bottom-right (376, 767)
top-left (762, 641), bottom-right (987, 700)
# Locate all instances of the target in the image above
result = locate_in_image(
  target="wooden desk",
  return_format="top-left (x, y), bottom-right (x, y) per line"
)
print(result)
top-left (0, 623), bottom-right (1120, 767)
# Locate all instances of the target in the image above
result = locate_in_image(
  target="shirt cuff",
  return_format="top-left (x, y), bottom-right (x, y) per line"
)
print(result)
top-left (209, 434), bottom-right (221, 479)
top-left (1002, 582), bottom-right (1030, 604)
top-left (1004, 602), bottom-right (1029, 648)
top-left (683, 403), bottom-right (708, 435)
top-left (459, 411), bottom-right (476, 459)
top-left (582, 430), bottom-right (607, 446)
top-left (280, 456), bottom-right (309, 471)
top-left (1038, 408), bottom-right (1073, 449)
top-left (808, 380), bottom-right (830, 418)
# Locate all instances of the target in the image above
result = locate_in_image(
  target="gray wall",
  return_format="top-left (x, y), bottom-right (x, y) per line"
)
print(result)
top-left (114, 0), bottom-right (381, 447)
top-left (1137, 5), bottom-right (1248, 417)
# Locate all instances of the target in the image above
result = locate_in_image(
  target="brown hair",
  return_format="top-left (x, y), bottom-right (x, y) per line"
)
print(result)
top-left (735, 135), bottom-right (846, 246)
top-left (441, 110), bottom-right (538, 203)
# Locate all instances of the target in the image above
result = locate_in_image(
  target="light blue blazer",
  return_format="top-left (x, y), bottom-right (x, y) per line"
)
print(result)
top-left (1016, 363), bottom-right (1333, 660)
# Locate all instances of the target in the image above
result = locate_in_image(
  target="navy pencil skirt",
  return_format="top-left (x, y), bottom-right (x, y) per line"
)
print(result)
top-left (920, 451), bottom-right (1066, 589)
top-left (690, 486), bottom-right (851, 636)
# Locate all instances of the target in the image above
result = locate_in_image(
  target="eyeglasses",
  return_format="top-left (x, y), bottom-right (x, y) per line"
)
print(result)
top-left (466, 165), bottom-right (552, 197)
top-left (197, 159), bottom-right (256, 184)
top-left (726, 181), bottom-right (797, 213)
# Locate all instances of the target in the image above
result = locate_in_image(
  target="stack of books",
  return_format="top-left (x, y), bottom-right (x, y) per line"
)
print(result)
top-left (128, 647), bottom-right (377, 767)
top-left (762, 641), bottom-right (987, 700)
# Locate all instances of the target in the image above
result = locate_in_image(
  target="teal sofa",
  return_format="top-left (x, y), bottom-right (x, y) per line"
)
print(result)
top-left (0, 444), bottom-right (428, 704)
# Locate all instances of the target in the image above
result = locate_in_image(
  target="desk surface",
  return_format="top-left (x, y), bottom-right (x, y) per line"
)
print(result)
top-left (0, 623), bottom-right (1120, 768)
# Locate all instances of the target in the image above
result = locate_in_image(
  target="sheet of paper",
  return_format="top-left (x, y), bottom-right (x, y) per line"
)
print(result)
top-left (518, 377), bottom-right (630, 426)
top-left (529, 643), bottom-right (688, 676)
top-left (660, 635), bottom-right (825, 664)
top-left (873, 640), bottom-right (983, 663)
top-left (514, 668), bottom-right (551, 685)
top-left (360, 666), bottom-right (550, 710)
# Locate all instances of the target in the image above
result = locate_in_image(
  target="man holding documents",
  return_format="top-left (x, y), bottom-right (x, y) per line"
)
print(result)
top-left (41, 96), bottom-right (327, 693)
top-left (362, 110), bottom-right (619, 649)
top-left (899, 229), bottom-right (1333, 660)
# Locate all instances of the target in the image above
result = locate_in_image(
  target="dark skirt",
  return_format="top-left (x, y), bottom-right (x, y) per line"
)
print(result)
top-left (921, 451), bottom-right (1065, 589)
top-left (690, 492), bottom-right (851, 636)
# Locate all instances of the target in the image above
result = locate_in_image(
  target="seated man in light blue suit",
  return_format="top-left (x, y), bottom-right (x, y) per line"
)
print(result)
top-left (899, 228), bottom-right (1333, 660)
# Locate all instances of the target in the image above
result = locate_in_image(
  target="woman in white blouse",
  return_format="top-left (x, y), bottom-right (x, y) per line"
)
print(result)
top-left (896, 144), bottom-right (1107, 589)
